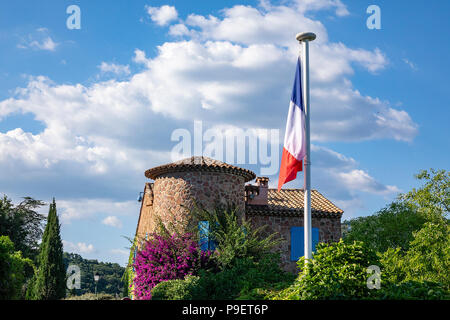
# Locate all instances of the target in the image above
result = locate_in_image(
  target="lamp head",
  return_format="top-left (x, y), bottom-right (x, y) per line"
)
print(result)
top-left (296, 32), bottom-right (316, 42)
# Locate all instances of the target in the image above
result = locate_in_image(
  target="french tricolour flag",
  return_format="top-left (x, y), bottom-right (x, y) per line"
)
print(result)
top-left (278, 58), bottom-right (306, 191)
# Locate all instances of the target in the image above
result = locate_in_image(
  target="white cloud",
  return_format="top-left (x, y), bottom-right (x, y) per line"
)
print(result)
top-left (98, 62), bottom-right (130, 76)
top-left (169, 23), bottom-right (190, 37)
top-left (337, 170), bottom-right (400, 195)
top-left (0, 2), bottom-right (414, 220)
top-left (102, 215), bottom-right (123, 228)
top-left (110, 248), bottom-right (129, 256)
top-left (294, 0), bottom-right (350, 17)
top-left (146, 5), bottom-right (178, 26)
top-left (403, 58), bottom-right (418, 71)
top-left (63, 240), bottom-right (96, 254)
top-left (18, 28), bottom-right (59, 51)
top-left (57, 199), bottom-right (139, 224)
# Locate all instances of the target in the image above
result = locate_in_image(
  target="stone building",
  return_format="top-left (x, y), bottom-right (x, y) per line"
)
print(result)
top-left (135, 156), bottom-right (343, 272)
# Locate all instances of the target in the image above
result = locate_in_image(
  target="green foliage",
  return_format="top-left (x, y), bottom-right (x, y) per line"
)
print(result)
top-left (149, 205), bottom-right (292, 300)
top-left (152, 275), bottom-right (201, 300)
top-left (123, 235), bottom-right (139, 299)
top-left (64, 293), bottom-right (119, 300)
top-left (0, 236), bottom-right (35, 300)
top-left (375, 281), bottom-right (449, 300)
top-left (63, 252), bottom-right (125, 297)
top-left (400, 169), bottom-right (449, 221)
top-left (190, 204), bottom-right (281, 270)
top-left (30, 199), bottom-right (66, 300)
top-left (273, 240), bottom-right (379, 300)
top-left (151, 254), bottom-right (294, 300)
top-left (371, 170), bottom-right (450, 297)
top-left (121, 266), bottom-right (129, 298)
top-left (0, 195), bottom-right (45, 261)
top-left (343, 201), bottom-right (426, 252)
top-left (340, 169), bottom-right (449, 300)
top-left (197, 254), bottom-right (294, 300)
top-left (380, 220), bottom-right (450, 291)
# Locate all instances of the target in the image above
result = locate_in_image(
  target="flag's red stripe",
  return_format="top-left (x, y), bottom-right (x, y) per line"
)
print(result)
top-left (278, 147), bottom-right (303, 191)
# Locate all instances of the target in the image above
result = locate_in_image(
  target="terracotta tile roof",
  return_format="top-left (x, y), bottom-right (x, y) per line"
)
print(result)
top-left (145, 156), bottom-right (256, 182)
top-left (246, 189), bottom-right (343, 218)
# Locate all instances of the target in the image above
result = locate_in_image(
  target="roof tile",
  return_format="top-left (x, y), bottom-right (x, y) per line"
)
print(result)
top-left (246, 189), bottom-right (343, 218)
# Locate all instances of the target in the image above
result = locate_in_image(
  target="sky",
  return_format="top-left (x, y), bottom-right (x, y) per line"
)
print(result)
top-left (0, 0), bottom-right (449, 266)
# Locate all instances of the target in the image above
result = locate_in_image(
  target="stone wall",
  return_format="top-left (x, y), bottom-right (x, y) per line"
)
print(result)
top-left (136, 171), bottom-right (246, 237)
top-left (247, 214), bottom-right (341, 273)
top-left (136, 183), bottom-right (155, 243)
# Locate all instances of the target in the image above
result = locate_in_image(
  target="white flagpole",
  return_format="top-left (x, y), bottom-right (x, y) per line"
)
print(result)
top-left (296, 32), bottom-right (316, 264)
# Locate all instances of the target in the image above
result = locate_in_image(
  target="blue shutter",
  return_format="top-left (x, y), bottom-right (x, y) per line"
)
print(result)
top-left (312, 228), bottom-right (319, 252)
top-left (198, 221), bottom-right (218, 251)
top-left (290, 227), bottom-right (320, 261)
top-left (198, 221), bottom-right (210, 251)
top-left (290, 227), bottom-right (304, 261)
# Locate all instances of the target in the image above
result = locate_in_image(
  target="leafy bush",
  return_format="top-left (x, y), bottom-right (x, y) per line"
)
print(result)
top-left (132, 233), bottom-right (214, 300)
top-left (198, 254), bottom-right (294, 300)
top-left (191, 205), bottom-right (281, 270)
top-left (380, 220), bottom-right (450, 291)
top-left (152, 254), bottom-right (295, 300)
top-left (273, 240), bottom-right (379, 300)
top-left (64, 293), bottom-right (118, 300)
top-left (152, 275), bottom-right (200, 300)
top-left (0, 235), bottom-right (35, 300)
top-left (375, 281), bottom-right (449, 300)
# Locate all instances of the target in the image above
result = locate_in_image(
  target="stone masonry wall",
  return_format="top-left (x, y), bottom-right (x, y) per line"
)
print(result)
top-left (138, 171), bottom-right (245, 236)
top-left (247, 214), bottom-right (341, 273)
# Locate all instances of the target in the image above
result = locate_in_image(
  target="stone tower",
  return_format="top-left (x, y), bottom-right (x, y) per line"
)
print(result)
top-left (135, 156), bottom-right (256, 239)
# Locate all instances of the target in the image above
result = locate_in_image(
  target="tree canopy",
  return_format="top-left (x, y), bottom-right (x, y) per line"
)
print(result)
top-left (0, 196), bottom-right (45, 261)
top-left (63, 252), bottom-right (125, 297)
top-left (30, 199), bottom-right (66, 300)
top-left (343, 201), bottom-right (426, 253)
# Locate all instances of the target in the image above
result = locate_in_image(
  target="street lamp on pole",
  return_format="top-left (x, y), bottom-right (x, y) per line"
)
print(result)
top-left (94, 272), bottom-right (100, 297)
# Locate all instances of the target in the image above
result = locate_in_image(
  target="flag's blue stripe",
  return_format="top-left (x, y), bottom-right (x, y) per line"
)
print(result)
top-left (290, 58), bottom-right (304, 112)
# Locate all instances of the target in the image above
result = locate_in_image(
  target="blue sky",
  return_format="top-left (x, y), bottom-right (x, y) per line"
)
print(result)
top-left (0, 0), bottom-right (449, 266)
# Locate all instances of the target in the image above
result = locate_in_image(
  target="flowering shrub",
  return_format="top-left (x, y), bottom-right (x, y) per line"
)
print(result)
top-left (132, 233), bottom-right (214, 300)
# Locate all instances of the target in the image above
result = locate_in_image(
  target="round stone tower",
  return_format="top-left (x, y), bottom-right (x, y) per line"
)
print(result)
top-left (136, 156), bottom-right (255, 237)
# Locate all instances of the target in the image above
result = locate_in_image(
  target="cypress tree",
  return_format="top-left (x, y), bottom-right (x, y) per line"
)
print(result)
top-left (32, 199), bottom-right (66, 300)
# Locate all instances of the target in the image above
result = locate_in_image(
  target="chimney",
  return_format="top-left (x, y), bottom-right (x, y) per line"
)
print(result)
top-left (245, 177), bottom-right (269, 205)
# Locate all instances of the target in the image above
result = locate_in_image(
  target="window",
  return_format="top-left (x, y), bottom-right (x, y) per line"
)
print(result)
top-left (290, 227), bottom-right (319, 261)
top-left (198, 221), bottom-right (216, 251)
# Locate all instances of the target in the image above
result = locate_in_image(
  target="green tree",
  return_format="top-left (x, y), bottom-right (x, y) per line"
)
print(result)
top-left (0, 236), bottom-right (35, 300)
top-left (31, 199), bottom-right (66, 300)
top-left (0, 196), bottom-right (45, 261)
top-left (343, 201), bottom-right (426, 252)
top-left (400, 169), bottom-right (449, 221)
top-left (63, 252), bottom-right (125, 297)
top-left (381, 220), bottom-right (450, 291)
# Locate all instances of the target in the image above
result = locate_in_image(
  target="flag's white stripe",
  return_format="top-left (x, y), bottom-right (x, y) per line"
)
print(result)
top-left (283, 100), bottom-right (306, 162)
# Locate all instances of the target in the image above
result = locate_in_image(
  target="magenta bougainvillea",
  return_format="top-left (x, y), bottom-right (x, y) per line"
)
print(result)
top-left (132, 233), bottom-right (213, 300)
